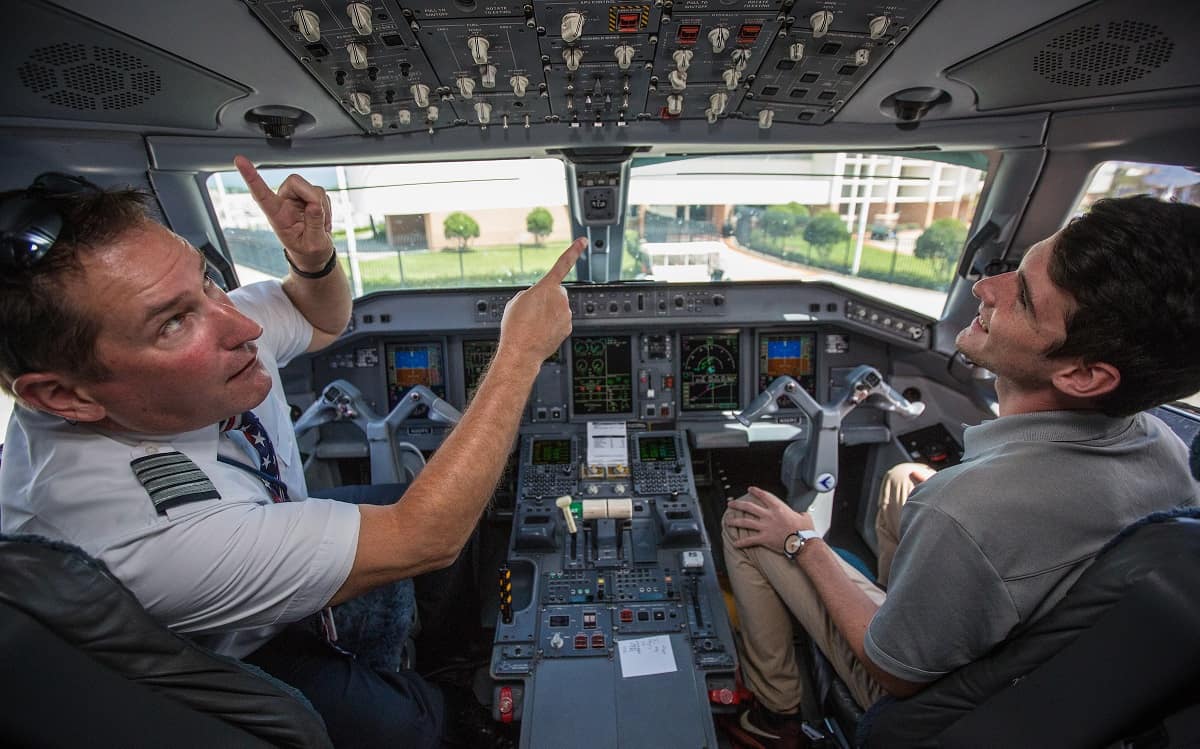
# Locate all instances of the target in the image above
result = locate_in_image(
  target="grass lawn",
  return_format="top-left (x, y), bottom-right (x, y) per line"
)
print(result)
top-left (750, 231), bottom-right (953, 289)
top-left (341, 243), bottom-right (575, 287)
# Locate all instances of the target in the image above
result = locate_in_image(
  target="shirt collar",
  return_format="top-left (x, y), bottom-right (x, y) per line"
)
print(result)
top-left (15, 403), bottom-right (221, 456)
top-left (963, 409), bottom-right (1136, 460)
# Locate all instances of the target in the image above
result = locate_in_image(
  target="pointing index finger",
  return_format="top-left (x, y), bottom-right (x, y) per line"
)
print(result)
top-left (233, 155), bottom-right (278, 208)
top-left (539, 237), bottom-right (587, 285)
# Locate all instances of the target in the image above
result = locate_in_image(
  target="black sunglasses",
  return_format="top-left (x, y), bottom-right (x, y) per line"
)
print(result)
top-left (0, 172), bottom-right (101, 271)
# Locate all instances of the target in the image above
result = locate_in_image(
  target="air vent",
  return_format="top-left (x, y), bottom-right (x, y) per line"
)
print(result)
top-left (945, 0), bottom-right (1198, 111)
top-left (1, 0), bottom-right (249, 128)
top-left (1032, 21), bottom-right (1172, 88)
top-left (19, 43), bottom-right (163, 111)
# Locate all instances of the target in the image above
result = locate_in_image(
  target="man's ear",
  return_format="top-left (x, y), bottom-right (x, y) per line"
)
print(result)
top-left (1051, 360), bottom-right (1121, 402)
top-left (11, 372), bottom-right (107, 423)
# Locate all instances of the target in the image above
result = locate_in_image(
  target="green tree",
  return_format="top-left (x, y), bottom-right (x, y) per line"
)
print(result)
top-left (443, 211), bottom-right (480, 251)
top-left (761, 206), bottom-right (796, 247)
top-left (915, 217), bottom-right (968, 278)
top-left (525, 207), bottom-right (554, 245)
top-left (804, 211), bottom-right (849, 258)
top-left (785, 201), bottom-right (811, 230)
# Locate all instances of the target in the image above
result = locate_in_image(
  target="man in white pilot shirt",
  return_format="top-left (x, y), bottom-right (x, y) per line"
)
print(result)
top-left (0, 158), bottom-right (587, 746)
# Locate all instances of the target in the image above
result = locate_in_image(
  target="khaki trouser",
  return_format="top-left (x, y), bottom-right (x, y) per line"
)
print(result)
top-left (721, 510), bottom-right (888, 713)
top-left (873, 463), bottom-right (926, 587)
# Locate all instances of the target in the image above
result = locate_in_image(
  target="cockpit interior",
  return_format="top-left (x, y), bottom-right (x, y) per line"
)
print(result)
top-left (1, 0), bottom-right (1199, 747)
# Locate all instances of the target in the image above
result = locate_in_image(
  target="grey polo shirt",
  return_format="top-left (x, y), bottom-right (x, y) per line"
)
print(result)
top-left (865, 410), bottom-right (1198, 684)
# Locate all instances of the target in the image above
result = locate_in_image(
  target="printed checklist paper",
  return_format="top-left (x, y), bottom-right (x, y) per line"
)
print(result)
top-left (618, 635), bottom-right (677, 678)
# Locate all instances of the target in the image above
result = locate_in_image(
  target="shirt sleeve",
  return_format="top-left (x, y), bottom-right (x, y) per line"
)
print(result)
top-left (865, 500), bottom-right (1020, 683)
top-left (97, 497), bottom-right (360, 635)
top-left (229, 280), bottom-right (314, 368)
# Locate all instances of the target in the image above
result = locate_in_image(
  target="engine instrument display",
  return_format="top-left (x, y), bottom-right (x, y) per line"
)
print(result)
top-left (571, 336), bottom-right (633, 416)
top-left (531, 438), bottom-right (572, 465)
top-left (758, 333), bottom-right (817, 398)
top-left (463, 339), bottom-right (498, 405)
top-left (680, 333), bottom-right (740, 412)
top-left (637, 435), bottom-right (678, 463)
top-left (385, 342), bottom-right (446, 409)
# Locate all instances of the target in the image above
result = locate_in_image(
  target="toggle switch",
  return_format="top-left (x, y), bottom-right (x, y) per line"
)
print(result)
top-left (468, 35), bottom-right (490, 65)
top-left (614, 43), bottom-right (635, 70)
top-left (789, 41), bottom-right (805, 63)
top-left (510, 74), bottom-right (529, 97)
top-left (563, 47), bottom-right (584, 72)
top-left (456, 76), bottom-right (476, 99)
top-left (481, 64), bottom-right (497, 88)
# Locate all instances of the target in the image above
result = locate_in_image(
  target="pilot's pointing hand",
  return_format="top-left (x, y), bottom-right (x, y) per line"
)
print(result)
top-left (499, 237), bottom-right (587, 370)
top-left (234, 155), bottom-right (336, 275)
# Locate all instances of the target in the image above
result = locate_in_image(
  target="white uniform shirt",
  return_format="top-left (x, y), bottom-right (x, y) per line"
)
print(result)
top-left (0, 281), bottom-right (360, 657)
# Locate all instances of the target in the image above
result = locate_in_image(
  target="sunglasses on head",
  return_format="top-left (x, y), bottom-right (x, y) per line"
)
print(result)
top-left (0, 172), bottom-right (102, 271)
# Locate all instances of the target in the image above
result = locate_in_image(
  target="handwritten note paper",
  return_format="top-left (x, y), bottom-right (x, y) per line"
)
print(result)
top-left (618, 635), bottom-right (677, 679)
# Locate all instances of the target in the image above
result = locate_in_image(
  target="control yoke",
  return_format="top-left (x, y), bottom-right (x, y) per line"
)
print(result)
top-left (294, 380), bottom-right (375, 438)
top-left (294, 381), bottom-right (463, 485)
top-left (735, 365), bottom-right (924, 528)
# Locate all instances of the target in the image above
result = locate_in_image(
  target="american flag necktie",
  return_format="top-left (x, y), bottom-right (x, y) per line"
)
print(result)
top-left (221, 410), bottom-right (290, 503)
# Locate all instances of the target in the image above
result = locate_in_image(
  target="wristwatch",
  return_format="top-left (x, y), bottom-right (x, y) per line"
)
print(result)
top-left (784, 530), bottom-right (820, 560)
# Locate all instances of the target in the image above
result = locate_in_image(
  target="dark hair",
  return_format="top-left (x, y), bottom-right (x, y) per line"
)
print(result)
top-left (1046, 195), bottom-right (1200, 416)
top-left (0, 187), bottom-right (152, 395)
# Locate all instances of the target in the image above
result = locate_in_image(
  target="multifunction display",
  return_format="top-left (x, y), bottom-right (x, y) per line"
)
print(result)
top-left (531, 438), bottom-right (572, 465)
top-left (571, 336), bottom-right (633, 416)
top-left (680, 333), bottom-right (740, 412)
top-left (637, 435), bottom-right (678, 463)
top-left (758, 333), bottom-right (817, 398)
top-left (385, 342), bottom-right (446, 409)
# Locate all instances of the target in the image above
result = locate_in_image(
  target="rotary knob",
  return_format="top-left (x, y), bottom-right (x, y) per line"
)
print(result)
top-left (810, 10), bottom-right (834, 38)
top-left (561, 11), bottom-right (584, 43)
top-left (510, 74), bottom-right (529, 97)
top-left (563, 47), bottom-right (584, 72)
top-left (722, 68), bottom-right (741, 90)
top-left (457, 76), bottom-right (476, 99)
top-left (614, 43), bottom-right (635, 71)
top-left (294, 10), bottom-right (320, 43)
top-left (474, 101), bottom-right (492, 124)
top-left (708, 27), bottom-right (729, 54)
top-left (467, 35), bottom-right (490, 65)
top-left (346, 42), bottom-right (368, 70)
top-left (789, 42), bottom-right (805, 63)
top-left (410, 83), bottom-right (430, 108)
top-left (672, 49), bottom-right (693, 72)
top-left (348, 91), bottom-right (371, 115)
top-left (346, 3), bottom-right (372, 36)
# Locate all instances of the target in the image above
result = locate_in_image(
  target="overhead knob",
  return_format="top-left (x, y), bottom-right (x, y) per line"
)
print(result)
top-left (758, 109), bottom-right (774, 129)
top-left (349, 91), bottom-right (371, 115)
top-left (561, 11), bottom-right (584, 43)
top-left (397, 109), bottom-right (412, 125)
top-left (346, 3), bottom-right (373, 36)
top-left (481, 64), bottom-right (497, 89)
top-left (789, 41), bottom-right (805, 63)
top-left (709, 91), bottom-right (727, 115)
top-left (810, 10), bottom-right (834, 38)
top-left (705, 108), bottom-right (718, 124)
top-left (369, 112), bottom-right (383, 129)
top-left (731, 48), bottom-right (751, 71)
top-left (708, 26), bottom-right (729, 54)
top-left (722, 68), bottom-right (741, 90)
top-left (666, 93), bottom-right (683, 116)
top-left (410, 83), bottom-right (430, 108)
top-left (346, 42), bottom-right (368, 70)
top-left (425, 104), bottom-right (439, 123)
top-left (294, 10), bottom-right (321, 43)
top-left (854, 47), bottom-right (869, 66)
top-left (510, 74), bottom-right (529, 97)
top-left (672, 49), bottom-right (693, 72)
top-left (668, 68), bottom-right (687, 91)
top-left (456, 76), bottom-right (476, 99)
top-left (614, 43), bottom-right (635, 70)
top-left (467, 35), bottom-right (490, 65)
top-left (563, 47), bottom-right (584, 71)
top-left (474, 101), bottom-right (492, 124)
top-left (868, 15), bottom-right (890, 40)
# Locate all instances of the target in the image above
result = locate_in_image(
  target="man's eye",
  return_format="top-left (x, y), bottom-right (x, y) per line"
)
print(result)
top-left (161, 316), bottom-right (184, 336)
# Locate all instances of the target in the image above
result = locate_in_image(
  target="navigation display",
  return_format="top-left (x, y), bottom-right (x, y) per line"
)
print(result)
top-left (571, 336), bottom-right (633, 416)
top-left (638, 435), bottom-right (677, 463)
top-left (680, 332), bottom-right (740, 412)
top-left (759, 333), bottom-right (817, 398)
top-left (463, 339), bottom-right (498, 405)
top-left (385, 342), bottom-right (446, 409)
top-left (531, 439), bottom-right (572, 465)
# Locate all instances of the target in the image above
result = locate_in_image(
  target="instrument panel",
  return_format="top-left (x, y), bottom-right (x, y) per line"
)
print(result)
top-left (290, 281), bottom-right (922, 451)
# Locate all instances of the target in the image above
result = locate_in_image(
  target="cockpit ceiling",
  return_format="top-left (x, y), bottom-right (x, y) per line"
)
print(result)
top-left (1, 0), bottom-right (1199, 144)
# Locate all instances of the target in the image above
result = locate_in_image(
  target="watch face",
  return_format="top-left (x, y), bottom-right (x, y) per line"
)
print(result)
top-left (784, 533), bottom-right (802, 556)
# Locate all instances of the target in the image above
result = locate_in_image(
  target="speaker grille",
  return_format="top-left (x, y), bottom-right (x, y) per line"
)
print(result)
top-left (1033, 21), bottom-right (1173, 88)
top-left (17, 43), bottom-right (162, 111)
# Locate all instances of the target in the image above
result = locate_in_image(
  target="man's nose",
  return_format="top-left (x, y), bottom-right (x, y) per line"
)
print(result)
top-left (972, 271), bottom-right (1006, 304)
top-left (215, 299), bottom-right (263, 347)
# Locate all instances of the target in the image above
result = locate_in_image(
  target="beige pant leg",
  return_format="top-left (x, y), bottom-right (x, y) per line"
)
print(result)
top-left (722, 509), bottom-right (888, 712)
top-left (874, 463), bottom-right (925, 587)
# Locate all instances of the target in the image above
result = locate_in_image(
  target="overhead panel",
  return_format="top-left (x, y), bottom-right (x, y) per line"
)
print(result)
top-left (243, 0), bottom-right (938, 135)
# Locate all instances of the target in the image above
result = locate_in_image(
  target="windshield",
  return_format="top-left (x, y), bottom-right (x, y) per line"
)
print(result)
top-left (207, 151), bottom-right (986, 318)
top-left (623, 153), bottom-right (986, 318)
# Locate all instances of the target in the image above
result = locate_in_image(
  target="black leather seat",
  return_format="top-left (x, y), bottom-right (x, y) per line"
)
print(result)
top-left (0, 534), bottom-right (333, 749)
top-left (858, 507), bottom-right (1200, 748)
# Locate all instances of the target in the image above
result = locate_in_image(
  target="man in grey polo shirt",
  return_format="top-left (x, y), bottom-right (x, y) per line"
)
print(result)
top-left (723, 196), bottom-right (1200, 747)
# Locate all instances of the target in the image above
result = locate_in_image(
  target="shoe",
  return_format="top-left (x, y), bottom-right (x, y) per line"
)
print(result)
top-left (726, 703), bottom-right (812, 749)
